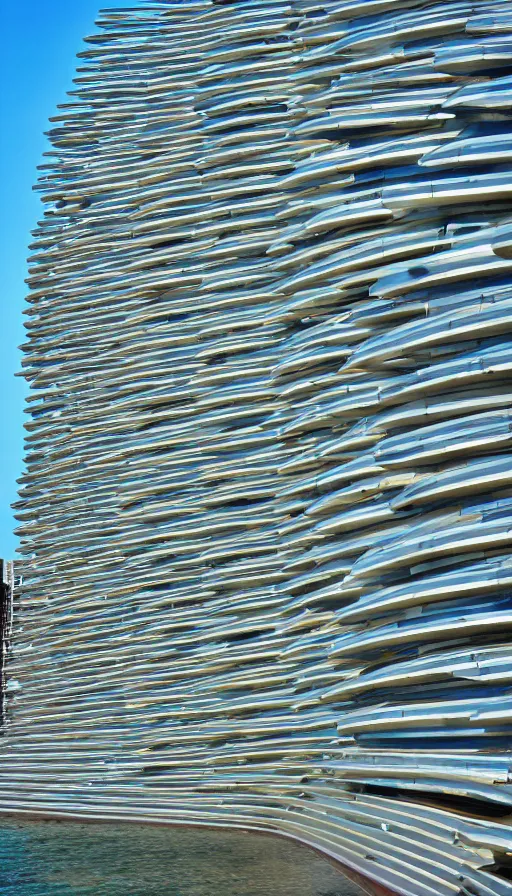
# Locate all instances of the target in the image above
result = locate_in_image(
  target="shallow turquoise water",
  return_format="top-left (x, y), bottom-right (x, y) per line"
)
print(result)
top-left (0, 819), bottom-right (369, 896)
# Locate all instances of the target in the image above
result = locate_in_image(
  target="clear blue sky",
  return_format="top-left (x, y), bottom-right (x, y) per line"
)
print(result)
top-left (0, 2), bottom-right (140, 558)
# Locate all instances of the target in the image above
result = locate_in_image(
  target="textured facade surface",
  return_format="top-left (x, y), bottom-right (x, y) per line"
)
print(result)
top-left (6, 1), bottom-right (512, 894)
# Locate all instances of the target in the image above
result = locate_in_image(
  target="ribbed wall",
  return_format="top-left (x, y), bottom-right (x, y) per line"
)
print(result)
top-left (6, 2), bottom-right (512, 894)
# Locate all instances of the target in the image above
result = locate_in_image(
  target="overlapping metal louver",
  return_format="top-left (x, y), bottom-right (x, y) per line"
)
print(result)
top-left (5, 1), bottom-right (512, 893)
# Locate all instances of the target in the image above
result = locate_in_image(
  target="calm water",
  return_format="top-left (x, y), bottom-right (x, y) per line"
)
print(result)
top-left (0, 818), bottom-right (371, 896)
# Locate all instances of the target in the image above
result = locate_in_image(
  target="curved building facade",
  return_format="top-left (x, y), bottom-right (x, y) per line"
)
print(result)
top-left (5, 2), bottom-right (512, 894)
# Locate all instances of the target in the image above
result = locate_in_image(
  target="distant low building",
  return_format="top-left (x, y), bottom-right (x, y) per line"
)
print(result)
top-left (0, 561), bottom-right (13, 723)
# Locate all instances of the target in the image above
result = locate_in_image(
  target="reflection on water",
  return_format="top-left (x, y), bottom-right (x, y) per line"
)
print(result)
top-left (0, 818), bottom-right (371, 896)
